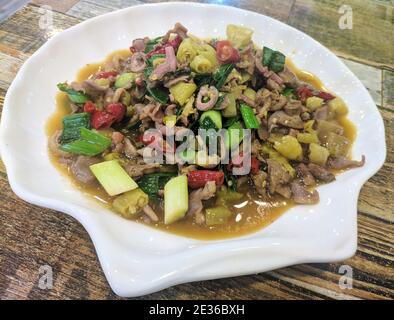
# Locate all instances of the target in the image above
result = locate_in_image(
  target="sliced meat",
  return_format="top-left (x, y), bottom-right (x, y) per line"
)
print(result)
top-left (268, 111), bottom-right (304, 131)
top-left (123, 162), bottom-right (161, 178)
top-left (131, 38), bottom-right (146, 52)
top-left (196, 85), bottom-right (219, 111)
top-left (164, 75), bottom-right (190, 88)
top-left (239, 94), bottom-right (256, 108)
top-left (129, 52), bottom-right (147, 73)
top-left (81, 79), bottom-right (109, 96)
top-left (307, 163), bottom-right (335, 182)
top-left (327, 155), bottom-right (365, 170)
top-left (187, 181), bottom-right (217, 225)
top-left (70, 156), bottom-right (101, 184)
top-left (284, 100), bottom-right (302, 116)
top-left (162, 22), bottom-right (188, 43)
top-left (136, 102), bottom-right (164, 123)
top-left (296, 163), bottom-right (316, 186)
top-left (267, 159), bottom-right (292, 198)
top-left (278, 66), bottom-right (300, 87)
top-left (291, 181), bottom-right (319, 204)
top-left (111, 131), bottom-right (124, 153)
top-left (124, 137), bottom-right (139, 158)
top-left (270, 95), bottom-right (287, 111)
top-left (150, 46), bottom-right (177, 80)
top-left (142, 205), bottom-right (159, 222)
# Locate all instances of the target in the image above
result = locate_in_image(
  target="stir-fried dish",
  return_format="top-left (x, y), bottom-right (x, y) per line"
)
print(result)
top-left (47, 23), bottom-right (365, 239)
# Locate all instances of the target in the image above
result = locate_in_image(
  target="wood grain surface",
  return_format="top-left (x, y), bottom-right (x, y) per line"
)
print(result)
top-left (0, 0), bottom-right (393, 300)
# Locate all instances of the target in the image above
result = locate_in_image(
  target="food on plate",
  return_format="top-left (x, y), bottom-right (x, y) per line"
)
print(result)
top-left (47, 23), bottom-right (365, 239)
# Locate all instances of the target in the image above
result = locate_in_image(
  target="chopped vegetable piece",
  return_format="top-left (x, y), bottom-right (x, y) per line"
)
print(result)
top-left (163, 115), bottom-right (177, 127)
top-left (274, 135), bottom-right (303, 161)
top-left (309, 143), bottom-right (330, 166)
top-left (146, 86), bottom-right (169, 104)
top-left (243, 88), bottom-right (256, 102)
top-left (205, 206), bottom-right (233, 225)
top-left (212, 63), bottom-right (234, 89)
top-left (91, 110), bottom-right (116, 130)
top-left (316, 120), bottom-right (344, 143)
top-left (318, 91), bottom-right (335, 101)
top-left (325, 132), bottom-right (351, 157)
top-left (96, 70), bottom-right (118, 79)
top-left (187, 170), bottom-right (224, 189)
top-left (113, 188), bottom-right (149, 218)
top-left (306, 96), bottom-right (324, 111)
top-left (57, 82), bottom-right (89, 104)
top-left (226, 24), bottom-right (253, 48)
top-left (297, 132), bottom-right (319, 144)
top-left (60, 128), bottom-right (111, 156)
top-left (200, 110), bottom-right (222, 129)
top-left (328, 97), bottom-right (348, 116)
top-left (282, 87), bottom-right (295, 98)
top-left (106, 103), bottom-right (125, 122)
top-left (164, 175), bottom-right (189, 224)
top-left (114, 72), bottom-right (137, 88)
top-left (90, 160), bottom-right (138, 196)
top-left (262, 47), bottom-right (286, 73)
top-left (221, 93), bottom-right (237, 117)
top-left (138, 172), bottom-right (176, 196)
top-left (225, 121), bottom-right (244, 150)
top-left (169, 82), bottom-right (197, 106)
top-left (240, 103), bottom-right (259, 129)
top-left (297, 86), bottom-right (313, 102)
top-left (60, 112), bottom-right (91, 144)
top-left (216, 40), bottom-right (240, 63)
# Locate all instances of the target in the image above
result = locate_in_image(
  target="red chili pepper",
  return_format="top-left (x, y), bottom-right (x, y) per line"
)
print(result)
top-left (250, 156), bottom-right (261, 174)
top-left (106, 103), bottom-right (125, 122)
top-left (297, 86), bottom-right (313, 102)
top-left (216, 40), bottom-right (240, 63)
top-left (96, 70), bottom-right (118, 79)
top-left (229, 152), bottom-right (260, 174)
top-left (146, 35), bottom-right (182, 58)
top-left (83, 101), bottom-right (96, 113)
top-left (91, 111), bottom-right (116, 130)
top-left (187, 170), bottom-right (224, 189)
top-left (317, 91), bottom-right (335, 101)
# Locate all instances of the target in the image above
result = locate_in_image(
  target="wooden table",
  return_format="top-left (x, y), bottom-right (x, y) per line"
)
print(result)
top-left (0, 0), bottom-right (392, 300)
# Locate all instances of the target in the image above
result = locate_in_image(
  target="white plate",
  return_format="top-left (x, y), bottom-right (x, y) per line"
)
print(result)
top-left (0, 3), bottom-right (386, 297)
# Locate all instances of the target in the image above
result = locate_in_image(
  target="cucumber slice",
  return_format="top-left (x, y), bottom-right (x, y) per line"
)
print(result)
top-left (115, 72), bottom-right (137, 88)
top-left (164, 175), bottom-right (189, 225)
top-left (199, 110), bottom-right (222, 129)
top-left (225, 121), bottom-right (244, 150)
top-left (90, 160), bottom-right (138, 196)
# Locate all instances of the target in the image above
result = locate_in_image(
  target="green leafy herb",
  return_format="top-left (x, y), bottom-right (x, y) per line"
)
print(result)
top-left (262, 47), bottom-right (286, 73)
top-left (144, 37), bottom-right (163, 54)
top-left (60, 112), bottom-right (91, 144)
top-left (223, 116), bottom-right (240, 128)
top-left (126, 120), bottom-right (142, 130)
top-left (282, 87), bottom-right (295, 98)
top-left (147, 54), bottom-right (166, 66)
top-left (221, 164), bottom-right (237, 191)
top-left (212, 64), bottom-right (234, 89)
top-left (57, 82), bottom-right (89, 104)
top-left (60, 128), bottom-right (111, 156)
top-left (138, 172), bottom-right (177, 196)
top-left (146, 86), bottom-right (169, 104)
top-left (194, 73), bottom-right (212, 87)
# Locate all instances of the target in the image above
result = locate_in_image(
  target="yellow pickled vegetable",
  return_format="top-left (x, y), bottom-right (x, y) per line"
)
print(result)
top-left (164, 115), bottom-right (177, 128)
top-left (304, 120), bottom-right (315, 133)
top-left (169, 82), bottom-right (197, 106)
top-left (205, 206), bottom-right (233, 225)
top-left (306, 96), bottom-right (324, 111)
top-left (274, 135), bottom-right (303, 161)
top-left (328, 97), bottom-right (348, 116)
top-left (190, 54), bottom-right (215, 74)
top-left (112, 188), bottom-right (149, 219)
top-left (104, 152), bottom-right (120, 161)
top-left (152, 57), bottom-right (166, 67)
top-left (221, 93), bottom-right (237, 117)
top-left (261, 143), bottom-right (295, 177)
top-left (243, 88), bottom-right (256, 102)
top-left (226, 24), bottom-right (254, 48)
top-left (325, 132), bottom-right (351, 157)
top-left (317, 120), bottom-right (344, 143)
top-left (176, 38), bottom-right (198, 64)
top-left (309, 143), bottom-right (330, 166)
top-left (297, 132), bottom-right (319, 144)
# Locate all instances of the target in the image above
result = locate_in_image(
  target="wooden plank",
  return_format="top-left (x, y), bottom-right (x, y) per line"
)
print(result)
top-left (288, 0), bottom-right (394, 68)
top-left (0, 4), bottom-right (81, 55)
top-left (383, 70), bottom-right (394, 111)
top-left (30, 0), bottom-right (81, 14)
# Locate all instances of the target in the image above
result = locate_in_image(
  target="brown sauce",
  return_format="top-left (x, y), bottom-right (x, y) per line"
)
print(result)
top-left (46, 51), bottom-right (357, 240)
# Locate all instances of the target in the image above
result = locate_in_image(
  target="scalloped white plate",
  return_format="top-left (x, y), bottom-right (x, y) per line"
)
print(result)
top-left (0, 3), bottom-right (386, 297)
